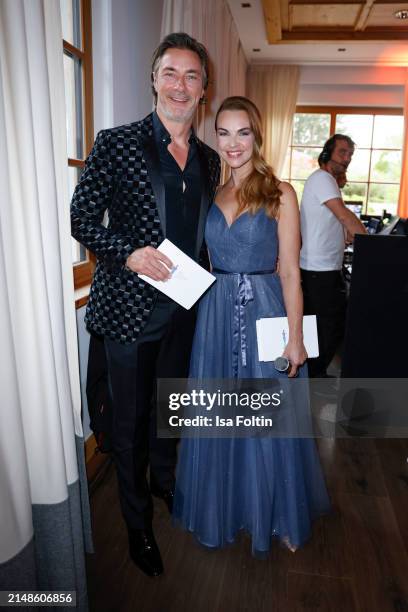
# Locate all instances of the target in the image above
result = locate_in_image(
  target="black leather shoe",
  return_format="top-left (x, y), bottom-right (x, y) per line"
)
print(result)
top-left (150, 483), bottom-right (175, 514)
top-left (128, 528), bottom-right (163, 577)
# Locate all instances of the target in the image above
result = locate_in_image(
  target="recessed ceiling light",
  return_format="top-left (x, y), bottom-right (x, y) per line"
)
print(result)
top-left (338, 48), bottom-right (346, 52)
top-left (241, 2), bottom-right (251, 7)
top-left (252, 48), bottom-right (261, 52)
top-left (394, 9), bottom-right (408, 19)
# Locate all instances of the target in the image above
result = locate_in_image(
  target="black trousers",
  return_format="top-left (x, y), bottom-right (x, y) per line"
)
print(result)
top-left (104, 297), bottom-right (196, 530)
top-left (300, 269), bottom-right (347, 377)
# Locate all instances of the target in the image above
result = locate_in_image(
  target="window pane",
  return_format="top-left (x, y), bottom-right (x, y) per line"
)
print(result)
top-left (347, 149), bottom-right (370, 182)
top-left (335, 114), bottom-right (373, 148)
top-left (281, 148), bottom-right (291, 179)
top-left (367, 183), bottom-right (399, 216)
top-left (293, 114), bottom-right (330, 146)
top-left (341, 182), bottom-right (368, 208)
top-left (68, 165), bottom-right (81, 198)
top-left (373, 115), bottom-right (404, 149)
top-left (291, 148), bottom-right (319, 180)
top-left (291, 180), bottom-right (305, 203)
top-left (68, 166), bottom-right (87, 264)
top-left (63, 52), bottom-right (83, 159)
top-left (72, 238), bottom-right (87, 265)
top-left (370, 150), bottom-right (402, 183)
top-left (60, 0), bottom-right (81, 48)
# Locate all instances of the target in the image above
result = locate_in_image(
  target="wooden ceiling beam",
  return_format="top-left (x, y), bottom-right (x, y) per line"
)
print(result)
top-left (354, 0), bottom-right (375, 31)
top-left (262, 0), bottom-right (282, 42)
top-left (288, 3), bottom-right (294, 31)
top-left (282, 0), bottom-right (290, 29)
top-left (288, 0), bottom-right (405, 4)
top-left (289, 1), bottom-right (361, 5)
top-left (279, 27), bottom-right (408, 41)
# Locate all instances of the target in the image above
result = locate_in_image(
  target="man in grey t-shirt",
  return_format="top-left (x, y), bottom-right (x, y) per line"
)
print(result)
top-left (300, 134), bottom-right (366, 378)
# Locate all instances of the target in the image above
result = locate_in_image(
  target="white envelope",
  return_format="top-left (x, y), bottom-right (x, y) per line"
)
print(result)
top-left (256, 315), bottom-right (319, 361)
top-left (138, 239), bottom-right (216, 310)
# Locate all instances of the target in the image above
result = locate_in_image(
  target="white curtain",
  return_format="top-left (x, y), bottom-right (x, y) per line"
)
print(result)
top-left (247, 65), bottom-right (300, 177)
top-left (161, 0), bottom-right (247, 149)
top-left (0, 1), bottom-right (91, 603)
top-left (398, 70), bottom-right (408, 218)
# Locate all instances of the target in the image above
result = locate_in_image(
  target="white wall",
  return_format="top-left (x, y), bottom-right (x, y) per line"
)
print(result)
top-left (91, 0), bottom-right (114, 133)
top-left (92, 0), bottom-right (164, 133)
top-left (298, 66), bottom-right (407, 108)
top-left (76, 306), bottom-right (91, 439)
top-left (79, 0), bottom-right (164, 439)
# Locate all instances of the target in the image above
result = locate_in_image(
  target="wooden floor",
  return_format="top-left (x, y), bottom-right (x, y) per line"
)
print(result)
top-left (86, 436), bottom-right (408, 612)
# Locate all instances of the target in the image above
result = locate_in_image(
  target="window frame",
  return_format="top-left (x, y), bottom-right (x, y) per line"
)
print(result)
top-left (286, 105), bottom-right (403, 214)
top-left (63, 0), bottom-right (94, 289)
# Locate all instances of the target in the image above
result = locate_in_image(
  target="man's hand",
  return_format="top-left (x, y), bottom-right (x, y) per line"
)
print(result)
top-left (345, 230), bottom-right (353, 245)
top-left (125, 246), bottom-right (173, 281)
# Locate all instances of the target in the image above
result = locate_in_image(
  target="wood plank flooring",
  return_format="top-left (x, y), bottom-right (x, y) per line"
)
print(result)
top-left (86, 436), bottom-right (408, 612)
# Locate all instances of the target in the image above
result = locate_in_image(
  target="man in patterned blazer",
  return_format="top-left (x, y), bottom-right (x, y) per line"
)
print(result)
top-left (71, 32), bottom-right (220, 576)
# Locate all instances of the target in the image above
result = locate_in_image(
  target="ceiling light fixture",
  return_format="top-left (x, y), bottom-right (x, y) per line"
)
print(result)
top-left (394, 9), bottom-right (408, 19)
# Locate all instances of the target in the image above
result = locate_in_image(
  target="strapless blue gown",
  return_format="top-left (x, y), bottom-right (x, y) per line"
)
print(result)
top-left (173, 203), bottom-right (330, 556)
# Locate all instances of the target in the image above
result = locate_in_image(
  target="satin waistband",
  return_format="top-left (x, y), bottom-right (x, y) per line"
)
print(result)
top-left (212, 268), bottom-right (276, 275)
top-left (211, 267), bottom-right (275, 376)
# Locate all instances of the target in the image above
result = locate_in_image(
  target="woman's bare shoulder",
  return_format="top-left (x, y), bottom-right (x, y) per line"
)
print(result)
top-left (277, 180), bottom-right (297, 199)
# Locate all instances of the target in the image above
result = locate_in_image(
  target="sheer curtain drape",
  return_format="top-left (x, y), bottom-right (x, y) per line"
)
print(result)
top-left (247, 65), bottom-right (300, 177)
top-left (398, 71), bottom-right (408, 218)
top-left (161, 0), bottom-right (247, 150)
top-left (0, 1), bottom-right (91, 605)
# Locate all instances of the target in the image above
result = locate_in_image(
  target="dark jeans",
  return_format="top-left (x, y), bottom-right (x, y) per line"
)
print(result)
top-left (104, 297), bottom-right (196, 529)
top-left (301, 269), bottom-right (347, 378)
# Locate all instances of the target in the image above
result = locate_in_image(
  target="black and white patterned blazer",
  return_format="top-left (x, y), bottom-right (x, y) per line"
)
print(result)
top-left (71, 113), bottom-right (220, 344)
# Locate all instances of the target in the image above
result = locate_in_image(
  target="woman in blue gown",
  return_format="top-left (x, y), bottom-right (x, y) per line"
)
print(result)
top-left (173, 96), bottom-right (330, 557)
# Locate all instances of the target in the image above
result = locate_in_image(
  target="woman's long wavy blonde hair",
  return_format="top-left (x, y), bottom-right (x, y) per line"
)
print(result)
top-left (215, 96), bottom-right (282, 219)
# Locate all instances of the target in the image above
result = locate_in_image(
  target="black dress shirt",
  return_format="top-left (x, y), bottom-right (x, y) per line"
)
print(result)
top-left (152, 112), bottom-right (202, 261)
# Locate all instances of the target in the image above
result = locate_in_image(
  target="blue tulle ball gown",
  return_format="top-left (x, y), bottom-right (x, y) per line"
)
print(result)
top-left (173, 203), bottom-right (331, 557)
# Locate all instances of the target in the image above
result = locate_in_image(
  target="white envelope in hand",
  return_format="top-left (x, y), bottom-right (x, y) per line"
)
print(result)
top-left (256, 315), bottom-right (319, 361)
top-left (138, 239), bottom-right (216, 310)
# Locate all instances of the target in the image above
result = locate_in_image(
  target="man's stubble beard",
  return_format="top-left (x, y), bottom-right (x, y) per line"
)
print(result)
top-left (157, 99), bottom-right (197, 125)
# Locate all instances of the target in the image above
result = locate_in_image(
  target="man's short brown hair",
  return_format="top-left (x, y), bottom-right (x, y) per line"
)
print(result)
top-left (151, 32), bottom-right (210, 104)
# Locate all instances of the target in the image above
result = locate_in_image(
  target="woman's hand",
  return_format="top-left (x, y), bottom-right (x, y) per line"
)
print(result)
top-left (282, 339), bottom-right (308, 378)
